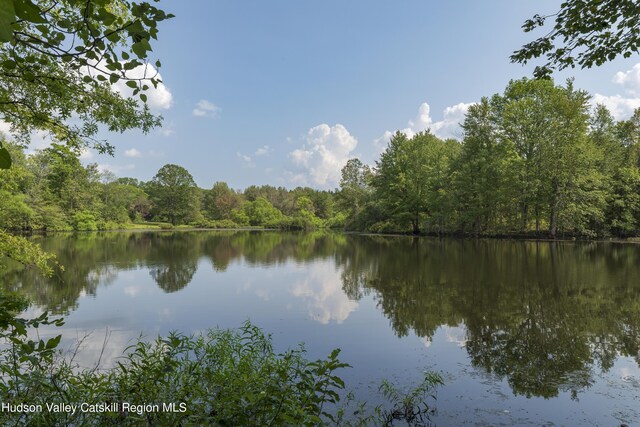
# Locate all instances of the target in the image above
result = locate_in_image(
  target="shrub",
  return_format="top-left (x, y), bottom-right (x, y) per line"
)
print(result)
top-left (0, 318), bottom-right (350, 426)
top-left (72, 211), bottom-right (98, 231)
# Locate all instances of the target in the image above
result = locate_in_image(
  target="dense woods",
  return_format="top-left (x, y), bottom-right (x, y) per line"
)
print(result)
top-left (1, 78), bottom-right (638, 238)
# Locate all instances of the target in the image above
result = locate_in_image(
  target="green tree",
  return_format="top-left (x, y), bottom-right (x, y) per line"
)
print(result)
top-left (374, 132), bottom-right (426, 234)
top-left (148, 164), bottom-right (199, 225)
top-left (204, 181), bottom-right (243, 220)
top-left (243, 197), bottom-right (284, 227)
top-left (0, 0), bottom-right (173, 153)
top-left (452, 97), bottom-right (520, 234)
top-left (500, 79), bottom-right (605, 237)
top-left (338, 158), bottom-right (372, 217)
top-left (27, 144), bottom-right (96, 214)
top-left (373, 131), bottom-right (458, 234)
top-left (512, 0), bottom-right (640, 78)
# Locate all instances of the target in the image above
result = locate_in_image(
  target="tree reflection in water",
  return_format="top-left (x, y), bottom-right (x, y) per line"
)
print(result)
top-left (3, 231), bottom-right (639, 398)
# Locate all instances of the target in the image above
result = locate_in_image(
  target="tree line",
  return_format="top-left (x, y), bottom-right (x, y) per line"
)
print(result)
top-left (342, 78), bottom-right (640, 238)
top-left (0, 144), bottom-right (337, 231)
top-left (1, 78), bottom-right (639, 238)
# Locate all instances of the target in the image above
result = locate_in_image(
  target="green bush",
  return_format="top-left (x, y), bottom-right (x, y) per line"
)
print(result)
top-left (0, 191), bottom-right (36, 231)
top-left (0, 301), bottom-right (444, 427)
top-left (72, 211), bottom-right (98, 231)
top-left (1, 318), bottom-right (349, 426)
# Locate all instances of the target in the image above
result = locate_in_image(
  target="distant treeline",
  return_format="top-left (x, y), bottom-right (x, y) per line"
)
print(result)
top-left (1, 78), bottom-right (639, 237)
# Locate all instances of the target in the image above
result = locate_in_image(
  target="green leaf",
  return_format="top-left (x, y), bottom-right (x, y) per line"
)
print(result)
top-left (126, 80), bottom-right (138, 89)
top-left (46, 335), bottom-right (61, 349)
top-left (0, 0), bottom-right (16, 42)
top-left (15, 0), bottom-right (45, 22)
top-left (140, 93), bottom-right (147, 103)
top-left (0, 147), bottom-right (12, 169)
top-left (1, 59), bottom-right (16, 69)
top-left (132, 39), bottom-right (151, 58)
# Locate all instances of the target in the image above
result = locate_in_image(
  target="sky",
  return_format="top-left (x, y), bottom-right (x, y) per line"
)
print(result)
top-left (15, 1), bottom-right (640, 190)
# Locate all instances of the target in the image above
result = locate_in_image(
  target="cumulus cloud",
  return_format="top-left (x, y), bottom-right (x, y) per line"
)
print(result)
top-left (192, 100), bottom-right (221, 118)
top-left (124, 148), bottom-right (142, 158)
top-left (592, 93), bottom-right (640, 120)
top-left (289, 123), bottom-right (358, 188)
top-left (255, 145), bottom-right (270, 156)
top-left (592, 63), bottom-right (640, 120)
top-left (613, 63), bottom-right (640, 96)
top-left (237, 152), bottom-right (254, 168)
top-left (109, 64), bottom-right (173, 110)
top-left (374, 101), bottom-right (473, 152)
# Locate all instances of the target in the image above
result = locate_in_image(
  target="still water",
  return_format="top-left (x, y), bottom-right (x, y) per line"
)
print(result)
top-left (4, 231), bottom-right (640, 425)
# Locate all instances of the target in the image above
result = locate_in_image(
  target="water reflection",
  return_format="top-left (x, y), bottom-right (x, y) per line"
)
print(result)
top-left (338, 237), bottom-right (640, 398)
top-left (291, 261), bottom-right (358, 324)
top-left (2, 231), bottom-right (640, 400)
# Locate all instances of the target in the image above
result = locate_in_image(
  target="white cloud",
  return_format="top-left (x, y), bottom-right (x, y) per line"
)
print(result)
top-left (110, 64), bottom-right (173, 110)
top-left (374, 101), bottom-right (473, 152)
top-left (160, 127), bottom-right (175, 137)
top-left (79, 148), bottom-right (94, 160)
top-left (432, 102), bottom-right (473, 139)
top-left (237, 152), bottom-right (254, 168)
top-left (255, 145), bottom-right (270, 156)
top-left (592, 93), bottom-right (640, 120)
top-left (613, 63), bottom-right (640, 96)
top-left (124, 148), bottom-right (142, 158)
top-left (157, 121), bottom-right (176, 137)
top-left (192, 100), bottom-right (221, 118)
top-left (289, 123), bottom-right (358, 188)
top-left (96, 163), bottom-right (135, 175)
top-left (593, 62), bottom-right (640, 120)
top-left (0, 120), bottom-right (11, 137)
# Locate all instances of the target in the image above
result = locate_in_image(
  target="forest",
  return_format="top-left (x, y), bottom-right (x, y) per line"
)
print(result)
top-left (2, 78), bottom-right (639, 239)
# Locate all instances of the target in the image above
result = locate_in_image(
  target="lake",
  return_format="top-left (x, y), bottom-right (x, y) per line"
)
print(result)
top-left (4, 231), bottom-right (640, 425)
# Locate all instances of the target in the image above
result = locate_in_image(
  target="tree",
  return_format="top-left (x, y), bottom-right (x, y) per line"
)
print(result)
top-left (373, 131), bottom-right (458, 234)
top-left (204, 181), bottom-right (243, 220)
top-left (0, 0), bottom-right (173, 155)
top-left (28, 144), bottom-right (97, 213)
top-left (148, 164), bottom-right (199, 225)
top-left (242, 197), bottom-right (284, 227)
top-left (338, 158), bottom-right (372, 220)
top-left (511, 0), bottom-right (640, 78)
top-left (452, 97), bottom-right (519, 234)
top-left (500, 78), bottom-right (605, 237)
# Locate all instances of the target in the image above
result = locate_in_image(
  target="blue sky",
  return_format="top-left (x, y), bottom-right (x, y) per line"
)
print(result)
top-left (68, 1), bottom-right (640, 189)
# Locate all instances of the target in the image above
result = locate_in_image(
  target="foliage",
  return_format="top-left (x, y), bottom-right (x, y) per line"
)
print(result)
top-left (242, 197), bottom-right (284, 227)
top-left (373, 131), bottom-right (459, 234)
top-left (1, 78), bottom-right (640, 238)
top-left (0, 0), bottom-right (173, 152)
top-left (203, 181), bottom-right (243, 220)
top-left (0, 190), bottom-right (34, 231)
top-left (0, 303), bottom-right (445, 426)
top-left (72, 211), bottom-right (99, 231)
top-left (147, 164), bottom-right (199, 225)
top-left (0, 230), bottom-right (57, 276)
top-left (512, 0), bottom-right (640, 78)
